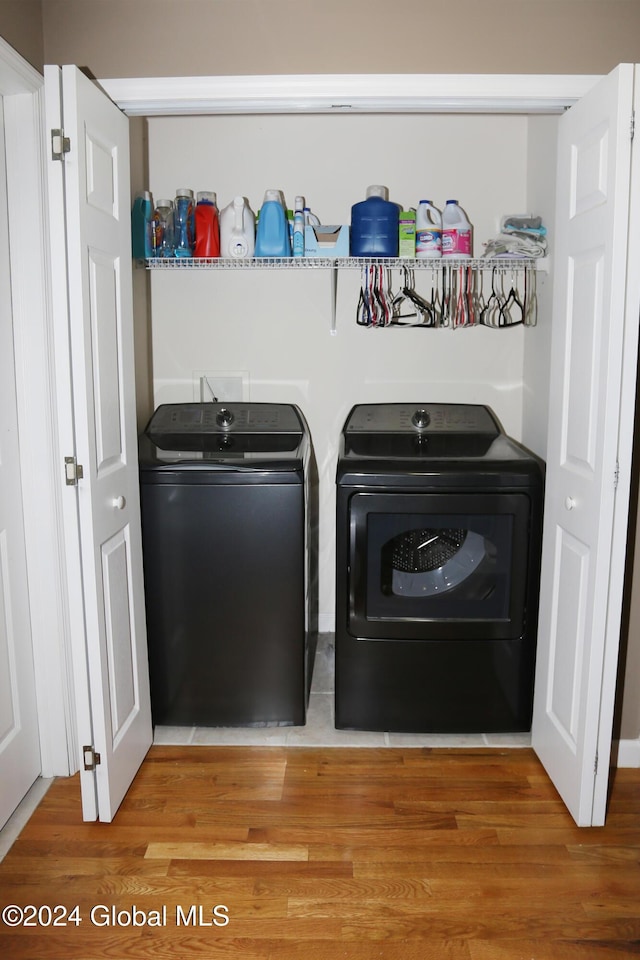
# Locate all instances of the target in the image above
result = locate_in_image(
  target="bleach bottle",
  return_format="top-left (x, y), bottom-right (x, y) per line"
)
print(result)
top-left (219, 196), bottom-right (256, 258)
top-left (350, 185), bottom-right (399, 258)
top-left (255, 189), bottom-right (291, 257)
top-left (442, 200), bottom-right (472, 258)
top-left (415, 200), bottom-right (442, 258)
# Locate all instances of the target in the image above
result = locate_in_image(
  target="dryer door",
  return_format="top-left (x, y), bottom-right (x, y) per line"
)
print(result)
top-left (346, 491), bottom-right (537, 641)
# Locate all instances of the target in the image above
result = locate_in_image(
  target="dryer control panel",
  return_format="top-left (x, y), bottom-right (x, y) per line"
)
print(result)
top-left (344, 403), bottom-right (501, 435)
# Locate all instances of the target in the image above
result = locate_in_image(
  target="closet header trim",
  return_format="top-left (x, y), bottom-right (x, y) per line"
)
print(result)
top-left (97, 73), bottom-right (603, 117)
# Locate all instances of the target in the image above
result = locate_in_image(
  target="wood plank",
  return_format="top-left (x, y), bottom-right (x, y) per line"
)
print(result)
top-left (145, 841), bottom-right (309, 861)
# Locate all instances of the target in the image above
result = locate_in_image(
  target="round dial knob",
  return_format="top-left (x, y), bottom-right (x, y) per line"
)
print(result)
top-left (411, 408), bottom-right (431, 429)
top-left (216, 407), bottom-right (235, 428)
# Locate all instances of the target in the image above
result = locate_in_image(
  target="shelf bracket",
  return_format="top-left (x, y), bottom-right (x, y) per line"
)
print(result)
top-left (330, 262), bottom-right (338, 335)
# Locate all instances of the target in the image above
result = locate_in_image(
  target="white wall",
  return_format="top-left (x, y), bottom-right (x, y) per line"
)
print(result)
top-left (522, 115), bottom-right (558, 458)
top-left (147, 112), bottom-right (541, 624)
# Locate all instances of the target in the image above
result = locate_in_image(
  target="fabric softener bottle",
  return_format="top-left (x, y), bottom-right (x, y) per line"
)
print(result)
top-left (350, 185), bottom-right (399, 258)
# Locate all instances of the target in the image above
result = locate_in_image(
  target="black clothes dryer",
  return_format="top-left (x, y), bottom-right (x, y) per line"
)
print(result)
top-left (139, 402), bottom-right (315, 727)
top-left (335, 403), bottom-right (544, 733)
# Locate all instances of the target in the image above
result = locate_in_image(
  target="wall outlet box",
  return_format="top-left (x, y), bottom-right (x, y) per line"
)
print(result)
top-left (193, 371), bottom-right (249, 402)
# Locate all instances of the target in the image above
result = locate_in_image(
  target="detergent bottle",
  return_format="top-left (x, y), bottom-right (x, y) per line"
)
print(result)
top-left (174, 187), bottom-right (195, 257)
top-left (350, 185), bottom-right (399, 258)
top-left (194, 191), bottom-right (220, 258)
top-left (219, 196), bottom-right (256, 258)
top-left (442, 200), bottom-right (472, 258)
top-left (415, 200), bottom-right (442, 258)
top-left (152, 198), bottom-right (175, 258)
top-left (131, 191), bottom-right (154, 259)
top-left (255, 189), bottom-right (291, 257)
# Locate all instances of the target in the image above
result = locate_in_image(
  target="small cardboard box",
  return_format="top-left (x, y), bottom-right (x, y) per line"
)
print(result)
top-left (304, 224), bottom-right (350, 257)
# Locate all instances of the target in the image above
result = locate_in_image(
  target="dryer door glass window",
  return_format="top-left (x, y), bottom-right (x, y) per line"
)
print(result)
top-left (348, 492), bottom-right (531, 641)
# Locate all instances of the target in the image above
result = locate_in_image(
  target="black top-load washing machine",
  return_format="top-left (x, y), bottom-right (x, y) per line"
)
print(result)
top-left (335, 403), bottom-right (544, 733)
top-left (139, 402), bottom-right (315, 727)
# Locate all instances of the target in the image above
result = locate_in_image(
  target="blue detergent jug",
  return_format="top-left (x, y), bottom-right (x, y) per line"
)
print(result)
top-left (350, 185), bottom-right (399, 258)
top-left (255, 190), bottom-right (291, 257)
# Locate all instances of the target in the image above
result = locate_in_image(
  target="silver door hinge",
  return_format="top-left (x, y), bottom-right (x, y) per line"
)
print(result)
top-left (82, 745), bottom-right (101, 771)
top-left (51, 128), bottom-right (70, 160)
top-left (64, 456), bottom-right (84, 486)
top-left (614, 459), bottom-right (620, 490)
top-left (594, 751), bottom-right (599, 776)
top-left (631, 112), bottom-right (635, 141)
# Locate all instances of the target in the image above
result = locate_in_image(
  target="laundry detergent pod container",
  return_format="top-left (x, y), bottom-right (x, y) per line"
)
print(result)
top-left (255, 189), bottom-right (291, 257)
top-left (350, 185), bottom-right (399, 258)
top-left (220, 196), bottom-right (255, 258)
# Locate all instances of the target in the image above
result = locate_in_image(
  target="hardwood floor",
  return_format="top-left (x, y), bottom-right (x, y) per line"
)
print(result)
top-left (0, 745), bottom-right (639, 959)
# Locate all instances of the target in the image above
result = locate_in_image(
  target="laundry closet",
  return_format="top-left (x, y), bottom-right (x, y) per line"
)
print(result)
top-left (137, 107), bottom-right (559, 625)
top-left (43, 65), bottom-right (639, 826)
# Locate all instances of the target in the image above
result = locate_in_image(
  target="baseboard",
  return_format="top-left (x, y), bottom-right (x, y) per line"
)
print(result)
top-left (616, 737), bottom-right (640, 768)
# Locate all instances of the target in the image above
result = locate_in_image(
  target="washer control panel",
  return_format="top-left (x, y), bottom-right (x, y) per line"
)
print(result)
top-left (147, 402), bottom-right (303, 436)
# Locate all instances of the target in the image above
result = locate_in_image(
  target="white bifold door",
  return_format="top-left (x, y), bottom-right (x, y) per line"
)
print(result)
top-left (45, 65), bottom-right (152, 822)
top-left (0, 95), bottom-right (41, 831)
top-left (44, 63), bottom-right (640, 825)
top-left (532, 63), bottom-right (640, 826)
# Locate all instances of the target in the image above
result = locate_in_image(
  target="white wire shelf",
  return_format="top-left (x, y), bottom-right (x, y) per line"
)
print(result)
top-left (143, 256), bottom-right (548, 271)
top-left (142, 255), bottom-right (547, 334)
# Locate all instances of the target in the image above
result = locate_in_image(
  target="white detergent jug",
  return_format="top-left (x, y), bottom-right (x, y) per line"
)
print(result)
top-left (220, 196), bottom-right (256, 258)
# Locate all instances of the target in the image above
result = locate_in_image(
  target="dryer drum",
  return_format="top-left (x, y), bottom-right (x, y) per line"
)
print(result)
top-left (388, 527), bottom-right (487, 596)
